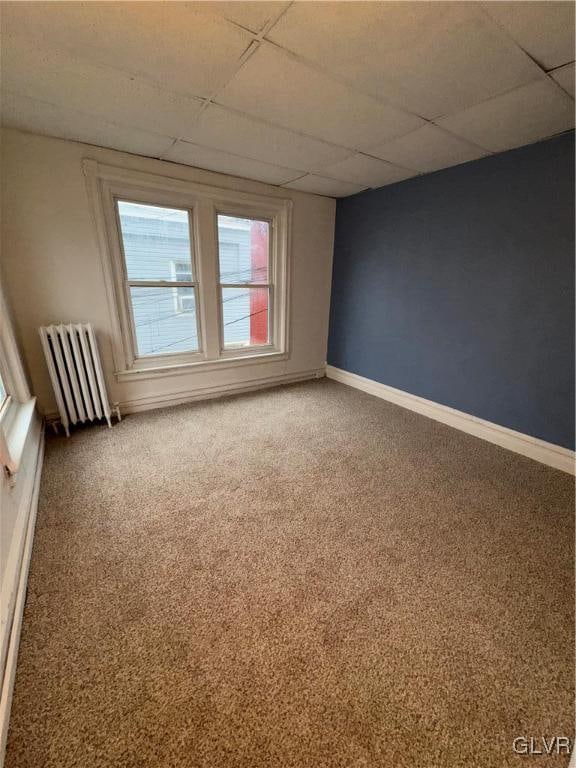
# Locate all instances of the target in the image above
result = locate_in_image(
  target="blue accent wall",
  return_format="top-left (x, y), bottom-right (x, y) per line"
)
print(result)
top-left (328, 132), bottom-right (575, 450)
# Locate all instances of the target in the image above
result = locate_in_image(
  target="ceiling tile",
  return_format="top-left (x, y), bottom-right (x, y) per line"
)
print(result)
top-left (1, 1), bottom-right (252, 99)
top-left (163, 141), bottom-right (301, 185)
top-left (368, 124), bottom-right (489, 173)
top-left (319, 154), bottom-right (417, 188)
top-left (283, 175), bottom-right (367, 198)
top-left (436, 79), bottom-right (575, 153)
top-left (217, 43), bottom-right (424, 149)
top-left (267, 1), bottom-right (543, 118)
top-left (481, 1), bottom-right (575, 70)
top-left (188, 1), bottom-right (291, 33)
top-left (182, 104), bottom-right (352, 173)
top-left (1, 92), bottom-right (174, 157)
top-left (550, 63), bottom-right (575, 99)
top-left (3, 36), bottom-right (203, 139)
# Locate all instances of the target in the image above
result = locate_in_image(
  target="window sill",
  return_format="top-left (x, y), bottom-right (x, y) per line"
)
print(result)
top-left (0, 397), bottom-right (37, 476)
top-left (115, 350), bottom-right (288, 382)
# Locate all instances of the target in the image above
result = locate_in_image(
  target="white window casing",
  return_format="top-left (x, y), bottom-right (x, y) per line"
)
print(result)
top-left (83, 160), bottom-right (292, 382)
top-left (0, 288), bottom-right (36, 478)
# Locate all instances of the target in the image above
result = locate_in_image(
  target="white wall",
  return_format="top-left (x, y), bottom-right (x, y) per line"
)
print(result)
top-left (0, 128), bottom-right (336, 416)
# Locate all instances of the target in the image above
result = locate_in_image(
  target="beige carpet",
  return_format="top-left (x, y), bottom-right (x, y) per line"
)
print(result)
top-left (6, 379), bottom-right (574, 768)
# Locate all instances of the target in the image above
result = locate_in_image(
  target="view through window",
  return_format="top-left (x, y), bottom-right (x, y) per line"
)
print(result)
top-left (217, 215), bottom-right (270, 349)
top-left (117, 201), bottom-right (199, 357)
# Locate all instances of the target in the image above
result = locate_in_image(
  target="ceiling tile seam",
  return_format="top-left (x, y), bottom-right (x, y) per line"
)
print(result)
top-left (256, 2), bottom-right (294, 41)
top-left (475, 1), bottom-right (569, 76)
top-left (547, 74), bottom-right (575, 100)
top-left (0, 88), bottom-right (179, 143)
top-left (158, 138), bottom-right (180, 161)
top-left (145, 128), bottom-right (333, 178)
top-left (278, 176), bottom-right (368, 193)
top-left (430, 78), bottom-right (571, 140)
top-left (3, 123), bottom-right (173, 165)
top-left (158, 138), bottom-right (309, 179)
top-left (547, 61), bottom-right (576, 98)
top-left (1, 103), bottom-right (306, 189)
top-left (418, 122), bottom-right (496, 158)
top-left (304, 163), bottom-right (425, 187)
top-left (177, 38), bottom-right (263, 133)
top-left (8, 19), bottom-right (522, 162)
top-left (280, 173), bottom-right (308, 186)
top-left (202, 80), bottom-right (494, 164)
top-left (3, 81), bottom-right (362, 176)
top-left (194, 98), bottom-right (359, 158)
top-left (4, 33), bottom-right (214, 110)
top-left (261, 19), bottom-right (555, 126)
top-left (259, 37), bottom-right (432, 124)
top-left (215, 17), bottom-right (263, 38)
top-left (330, 151), bottom-right (419, 175)
top-left (549, 61), bottom-right (576, 73)
top-left (5, 32), bottom-right (479, 161)
top-left (208, 92), bottom-right (416, 159)
top-left (356, 122), bottom-right (495, 167)
top-left (211, 2), bottom-right (292, 40)
top-left (544, 60), bottom-right (576, 74)
top-left (158, 157), bottom-right (299, 191)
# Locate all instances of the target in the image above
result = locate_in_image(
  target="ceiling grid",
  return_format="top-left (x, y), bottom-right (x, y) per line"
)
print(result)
top-left (1, 1), bottom-right (574, 197)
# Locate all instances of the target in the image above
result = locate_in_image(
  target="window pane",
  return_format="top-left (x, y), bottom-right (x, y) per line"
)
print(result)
top-left (117, 201), bottom-right (193, 282)
top-left (222, 287), bottom-right (269, 348)
top-left (217, 215), bottom-right (269, 284)
top-left (0, 373), bottom-right (5, 403)
top-left (130, 287), bottom-right (198, 356)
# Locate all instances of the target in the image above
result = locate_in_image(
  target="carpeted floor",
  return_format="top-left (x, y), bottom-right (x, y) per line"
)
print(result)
top-left (5, 379), bottom-right (574, 768)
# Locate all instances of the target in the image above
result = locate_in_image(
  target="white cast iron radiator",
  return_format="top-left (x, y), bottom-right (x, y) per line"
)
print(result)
top-left (39, 323), bottom-right (120, 437)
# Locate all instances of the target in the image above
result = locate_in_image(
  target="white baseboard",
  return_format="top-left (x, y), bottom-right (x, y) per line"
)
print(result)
top-left (326, 365), bottom-right (575, 475)
top-left (0, 432), bottom-right (45, 764)
top-left (118, 368), bottom-right (325, 415)
top-left (43, 369), bottom-right (325, 422)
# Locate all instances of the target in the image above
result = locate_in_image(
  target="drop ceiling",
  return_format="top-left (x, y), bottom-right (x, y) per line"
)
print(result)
top-left (1, 1), bottom-right (574, 198)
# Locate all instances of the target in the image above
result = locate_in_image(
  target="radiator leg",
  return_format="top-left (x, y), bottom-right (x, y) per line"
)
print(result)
top-left (64, 425), bottom-right (70, 438)
top-left (115, 405), bottom-right (122, 422)
top-left (106, 416), bottom-right (112, 428)
top-left (51, 422), bottom-right (59, 435)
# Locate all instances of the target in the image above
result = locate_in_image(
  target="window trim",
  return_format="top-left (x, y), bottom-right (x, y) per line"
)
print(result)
top-left (0, 289), bottom-right (35, 478)
top-left (84, 160), bottom-right (291, 380)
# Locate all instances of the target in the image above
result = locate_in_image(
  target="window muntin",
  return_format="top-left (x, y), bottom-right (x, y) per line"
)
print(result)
top-left (116, 201), bottom-right (199, 358)
top-left (217, 215), bottom-right (270, 350)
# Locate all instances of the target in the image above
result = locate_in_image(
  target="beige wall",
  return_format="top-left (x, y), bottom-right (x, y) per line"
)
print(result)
top-left (1, 128), bottom-right (336, 415)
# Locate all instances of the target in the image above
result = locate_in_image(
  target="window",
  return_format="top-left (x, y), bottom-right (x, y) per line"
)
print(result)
top-left (0, 372), bottom-right (6, 405)
top-left (217, 215), bottom-right (270, 350)
top-left (85, 160), bottom-right (290, 379)
top-left (116, 201), bottom-right (199, 358)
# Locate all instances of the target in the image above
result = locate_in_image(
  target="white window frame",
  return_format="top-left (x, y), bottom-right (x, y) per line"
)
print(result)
top-left (83, 160), bottom-right (292, 381)
top-left (0, 286), bottom-right (36, 478)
